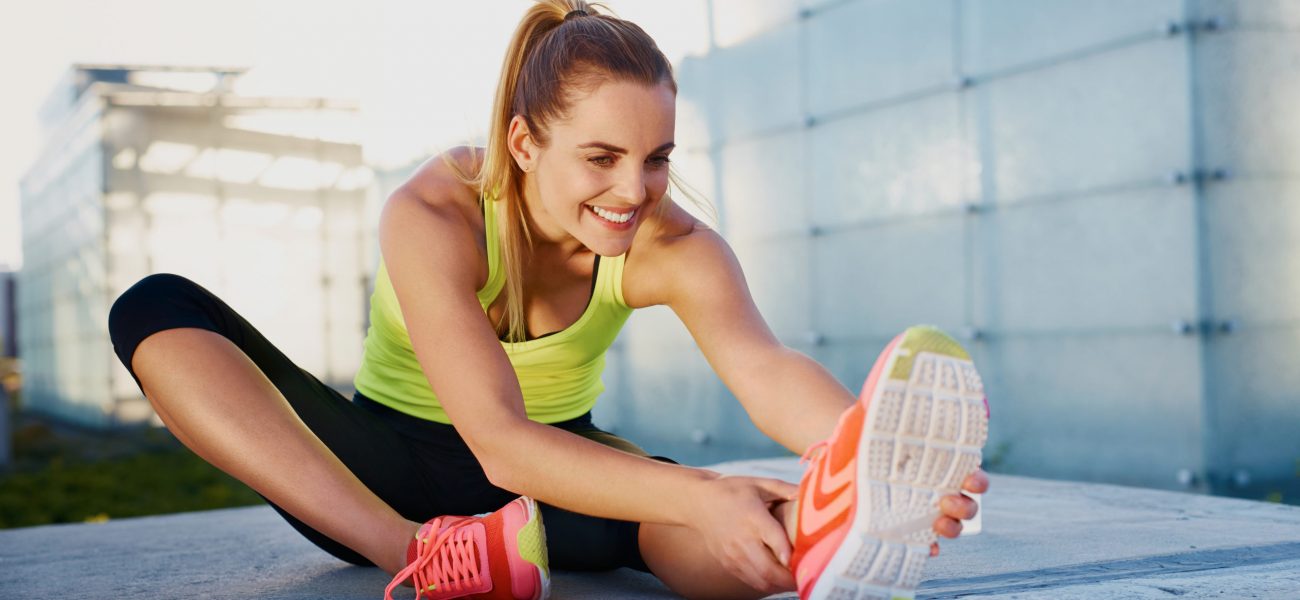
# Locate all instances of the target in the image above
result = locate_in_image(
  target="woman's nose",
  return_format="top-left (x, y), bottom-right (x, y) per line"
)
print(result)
top-left (612, 166), bottom-right (647, 204)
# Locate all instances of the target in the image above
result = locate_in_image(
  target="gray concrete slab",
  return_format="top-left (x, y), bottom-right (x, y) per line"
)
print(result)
top-left (2, 458), bottom-right (1299, 599)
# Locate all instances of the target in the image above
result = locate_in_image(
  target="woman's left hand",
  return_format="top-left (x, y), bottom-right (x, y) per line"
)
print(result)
top-left (929, 468), bottom-right (989, 557)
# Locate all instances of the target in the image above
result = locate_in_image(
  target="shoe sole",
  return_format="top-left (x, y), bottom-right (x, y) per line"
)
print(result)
top-left (809, 327), bottom-right (988, 600)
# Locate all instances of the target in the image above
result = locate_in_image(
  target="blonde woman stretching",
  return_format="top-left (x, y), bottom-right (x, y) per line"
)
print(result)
top-left (108, 2), bottom-right (990, 599)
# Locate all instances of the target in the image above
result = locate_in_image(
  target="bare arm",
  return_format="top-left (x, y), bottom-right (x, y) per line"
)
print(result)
top-left (643, 224), bottom-right (855, 453)
top-left (646, 215), bottom-right (991, 559)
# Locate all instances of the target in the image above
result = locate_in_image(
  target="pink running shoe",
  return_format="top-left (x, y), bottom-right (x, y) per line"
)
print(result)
top-left (790, 326), bottom-right (989, 600)
top-left (384, 496), bottom-right (550, 600)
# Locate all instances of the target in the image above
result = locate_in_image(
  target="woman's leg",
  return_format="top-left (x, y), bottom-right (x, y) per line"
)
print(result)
top-left (131, 328), bottom-right (416, 573)
top-left (551, 422), bottom-right (798, 598)
top-left (638, 501), bottom-right (797, 600)
top-left (109, 274), bottom-right (426, 575)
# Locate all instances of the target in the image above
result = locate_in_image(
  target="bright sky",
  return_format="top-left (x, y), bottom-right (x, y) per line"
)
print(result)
top-left (0, 0), bottom-right (710, 271)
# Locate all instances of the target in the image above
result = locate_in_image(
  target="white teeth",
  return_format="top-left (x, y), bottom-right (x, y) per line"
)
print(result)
top-left (590, 205), bottom-right (634, 224)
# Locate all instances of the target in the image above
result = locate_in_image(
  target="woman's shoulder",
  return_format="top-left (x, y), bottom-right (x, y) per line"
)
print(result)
top-left (381, 147), bottom-right (491, 288)
top-left (398, 147), bottom-right (485, 222)
top-left (622, 196), bottom-right (727, 308)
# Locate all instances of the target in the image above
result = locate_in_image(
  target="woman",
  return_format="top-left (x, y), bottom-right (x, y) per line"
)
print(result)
top-left (107, 2), bottom-right (989, 599)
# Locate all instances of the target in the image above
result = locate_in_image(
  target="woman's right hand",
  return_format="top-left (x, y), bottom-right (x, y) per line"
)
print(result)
top-left (685, 473), bottom-right (799, 595)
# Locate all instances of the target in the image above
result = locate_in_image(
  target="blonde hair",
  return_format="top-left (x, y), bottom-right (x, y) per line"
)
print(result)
top-left (449, 0), bottom-right (711, 343)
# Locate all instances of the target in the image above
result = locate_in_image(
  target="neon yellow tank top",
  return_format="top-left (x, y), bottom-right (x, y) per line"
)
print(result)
top-left (353, 198), bottom-right (633, 424)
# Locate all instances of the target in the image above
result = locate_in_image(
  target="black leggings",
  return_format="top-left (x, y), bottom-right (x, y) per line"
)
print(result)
top-left (107, 273), bottom-right (666, 572)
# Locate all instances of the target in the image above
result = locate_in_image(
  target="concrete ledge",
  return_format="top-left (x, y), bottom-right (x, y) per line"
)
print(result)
top-left (3, 459), bottom-right (1299, 598)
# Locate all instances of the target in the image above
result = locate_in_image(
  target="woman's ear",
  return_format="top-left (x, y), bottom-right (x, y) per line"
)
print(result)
top-left (507, 115), bottom-right (538, 172)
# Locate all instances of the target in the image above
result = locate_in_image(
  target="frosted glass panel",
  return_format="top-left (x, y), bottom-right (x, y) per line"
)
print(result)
top-left (720, 129), bottom-right (807, 240)
top-left (1194, 0), bottom-right (1300, 28)
top-left (622, 304), bottom-right (693, 347)
top-left (988, 332), bottom-right (1203, 488)
top-left (812, 336), bottom-right (898, 398)
top-left (621, 339), bottom-right (722, 441)
top-left (812, 215), bottom-right (967, 339)
top-left (1204, 326), bottom-right (1300, 481)
top-left (807, 0), bottom-right (954, 115)
top-left (1196, 32), bottom-right (1300, 177)
top-left (731, 237), bottom-right (812, 343)
top-left (710, 22), bottom-right (803, 140)
top-left (975, 187), bottom-right (1198, 332)
top-left (1203, 180), bottom-right (1300, 323)
top-left (674, 58), bottom-right (716, 149)
top-left (976, 39), bottom-right (1190, 201)
top-left (809, 93), bottom-right (974, 226)
top-left (962, 0), bottom-right (1184, 74)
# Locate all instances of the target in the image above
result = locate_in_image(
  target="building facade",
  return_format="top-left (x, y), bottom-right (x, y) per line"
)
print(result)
top-left (19, 65), bottom-right (373, 427)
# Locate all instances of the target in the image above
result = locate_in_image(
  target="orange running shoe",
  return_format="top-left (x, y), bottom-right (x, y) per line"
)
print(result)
top-left (384, 496), bottom-right (550, 600)
top-left (790, 326), bottom-right (989, 600)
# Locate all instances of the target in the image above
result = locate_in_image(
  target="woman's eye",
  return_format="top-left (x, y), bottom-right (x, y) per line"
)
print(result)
top-left (648, 156), bottom-right (672, 169)
top-left (588, 156), bottom-right (614, 167)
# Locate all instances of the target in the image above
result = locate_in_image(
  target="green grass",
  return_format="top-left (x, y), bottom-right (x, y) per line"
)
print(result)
top-left (0, 408), bottom-right (263, 529)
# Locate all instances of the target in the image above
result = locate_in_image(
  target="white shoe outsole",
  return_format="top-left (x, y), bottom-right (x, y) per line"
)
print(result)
top-left (807, 349), bottom-right (988, 600)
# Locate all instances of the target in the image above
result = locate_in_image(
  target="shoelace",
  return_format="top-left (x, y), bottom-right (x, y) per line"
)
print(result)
top-left (799, 440), bottom-right (828, 466)
top-left (384, 518), bottom-right (484, 600)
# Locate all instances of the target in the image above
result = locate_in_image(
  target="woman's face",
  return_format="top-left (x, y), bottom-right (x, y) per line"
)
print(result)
top-left (516, 80), bottom-right (676, 257)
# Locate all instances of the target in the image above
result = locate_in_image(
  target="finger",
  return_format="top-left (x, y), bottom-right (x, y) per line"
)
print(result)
top-left (930, 542), bottom-right (940, 557)
top-left (932, 515), bottom-right (963, 538)
top-left (939, 494), bottom-right (978, 520)
top-left (757, 509), bottom-right (794, 568)
top-left (754, 508), bottom-right (797, 591)
top-left (742, 541), bottom-right (796, 593)
top-left (751, 477), bottom-right (800, 502)
top-left (962, 469), bottom-right (989, 494)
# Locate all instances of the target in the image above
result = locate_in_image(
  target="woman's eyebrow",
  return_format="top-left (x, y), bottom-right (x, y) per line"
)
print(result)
top-left (577, 141), bottom-right (676, 154)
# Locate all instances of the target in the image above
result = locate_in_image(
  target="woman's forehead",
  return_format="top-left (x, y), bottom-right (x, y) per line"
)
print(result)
top-left (552, 80), bottom-right (676, 147)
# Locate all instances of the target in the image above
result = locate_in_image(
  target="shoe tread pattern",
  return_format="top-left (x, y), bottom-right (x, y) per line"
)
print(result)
top-left (831, 349), bottom-right (987, 600)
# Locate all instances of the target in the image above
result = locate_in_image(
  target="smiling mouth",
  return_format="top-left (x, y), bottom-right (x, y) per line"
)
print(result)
top-left (586, 204), bottom-right (637, 224)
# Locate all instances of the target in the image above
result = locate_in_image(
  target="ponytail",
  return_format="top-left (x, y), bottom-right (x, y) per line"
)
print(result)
top-left (447, 0), bottom-right (710, 343)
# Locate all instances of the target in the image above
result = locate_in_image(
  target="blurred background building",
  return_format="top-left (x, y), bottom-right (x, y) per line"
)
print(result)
top-left (18, 65), bottom-right (371, 427)
top-left (4, 0), bottom-right (1297, 502)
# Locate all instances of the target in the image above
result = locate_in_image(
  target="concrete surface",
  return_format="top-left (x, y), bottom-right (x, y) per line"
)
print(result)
top-left (2, 458), bottom-right (1299, 599)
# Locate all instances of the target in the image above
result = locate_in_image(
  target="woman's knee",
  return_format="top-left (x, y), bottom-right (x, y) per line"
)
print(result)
top-left (108, 273), bottom-right (210, 371)
top-left (109, 274), bottom-right (197, 335)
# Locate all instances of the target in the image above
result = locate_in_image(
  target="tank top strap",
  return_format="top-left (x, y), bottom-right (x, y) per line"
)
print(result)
top-left (606, 251), bottom-right (629, 309)
top-left (477, 197), bottom-right (506, 305)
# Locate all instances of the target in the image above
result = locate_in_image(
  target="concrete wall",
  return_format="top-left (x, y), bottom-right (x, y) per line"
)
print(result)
top-left (595, 0), bottom-right (1300, 496)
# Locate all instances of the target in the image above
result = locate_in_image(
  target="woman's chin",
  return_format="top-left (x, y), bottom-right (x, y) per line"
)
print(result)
top-left (579, 232), bottom-right (634, 257)
top-left (577, 214), bottom-right (638, 256)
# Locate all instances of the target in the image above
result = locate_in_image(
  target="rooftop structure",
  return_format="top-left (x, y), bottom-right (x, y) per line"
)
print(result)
top-left (18, 64), bottom-right (373, 427)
